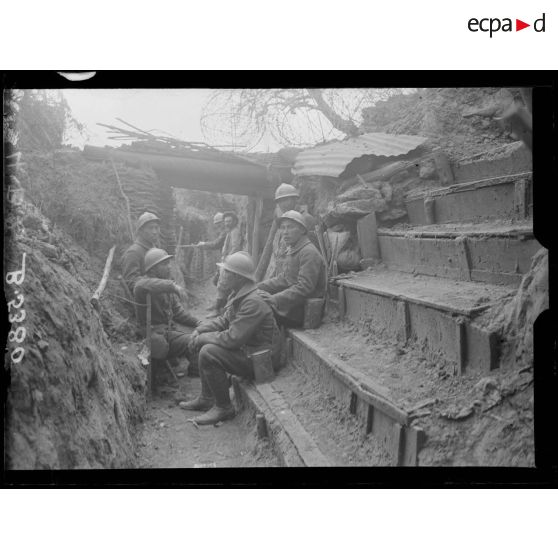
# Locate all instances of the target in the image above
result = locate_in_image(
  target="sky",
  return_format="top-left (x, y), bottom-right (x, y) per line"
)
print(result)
top-left (62, 88), bottom-right (284, 152)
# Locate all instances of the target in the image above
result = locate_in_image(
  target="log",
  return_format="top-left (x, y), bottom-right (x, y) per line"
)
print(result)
top-left (254, 218), bottom-right (278, 282)
top-left (110, 159), bottom-right (134, 241)
top-left (90, 245), bottom-right (116, 310)
top-left (252, 195), bottom-right (264, 265)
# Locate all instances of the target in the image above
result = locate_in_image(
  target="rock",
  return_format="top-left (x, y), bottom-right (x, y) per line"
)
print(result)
top-left (419, 161), bottom-right (437, 179)
top-left (379, 183), bottom-right (393, 202)
top-left (37, 340), bottom-right (49, 352)
top-left (377, 208), bottom-right (407, 222)
top-left (329, 198), bottom-right (387, 219)
top-left (337, 185), bottom-right (383, 203)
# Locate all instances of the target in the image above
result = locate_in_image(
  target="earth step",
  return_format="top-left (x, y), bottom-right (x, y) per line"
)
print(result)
top-left (233, 378), bottom-right (332, 467)
top-left (336, 268), bottom-right (515, 373)
top-left (405, 172), bottom-right (532, 225)
top-left (288, 329), bottom-right (426, 466)
top-left (377, 221), bottom-right (540, 287)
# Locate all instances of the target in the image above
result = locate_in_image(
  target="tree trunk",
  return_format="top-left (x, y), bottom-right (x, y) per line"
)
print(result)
top-left (306, 89), bottom-right (360, 136)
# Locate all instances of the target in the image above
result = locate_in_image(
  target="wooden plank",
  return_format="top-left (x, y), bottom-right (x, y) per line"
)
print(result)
top-left (338, 284), bottom-right (346, 318)
top-left (403, 427), bottom-right (426, 466)
top-left (455, 318), bottom-right (467, 375)
top-left (455, 237), bottom-right (472, 281)
top-left (254, 218), bottom-right (278, 281)
top-left (291, 331), bottom-right (409, 425)
top-left (255, 383), bottom-right (331, 467)
top-left (432, 147), bottom-right (454, 186)
top-left (397, 300), bottom-right (410, 343)
top-left (514, 178), bottom-right (529, 219)
top-left (424, 197), bottom-right (436, 224)
top-left (392, 423), bottom-right (405, 466)
top-left (90, 245), bottom-right (116, 310)
top-left (252, 195), bottom-right (264, 265)
top-left (357, 212), bottom-right (380, 261)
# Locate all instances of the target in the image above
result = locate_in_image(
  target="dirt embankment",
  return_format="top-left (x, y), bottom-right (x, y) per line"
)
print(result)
top-left (5, 146), bottom-right (152, 469)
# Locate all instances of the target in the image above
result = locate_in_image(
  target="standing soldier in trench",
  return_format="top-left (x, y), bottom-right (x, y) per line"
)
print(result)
top-left (196, 212), bottom-right (226, 291)
top-left (179, 251), bottom-right (281, 425)
top-left (258, 210), bottom-right (325, 328)
top-left (134, 248), bottom-right (202, 384)
top-left (121, 212), bottom-right (161, 301)
top-left (205, 210), bottom-right (243, 318)
top-left (265, 183), bottom-right (317, 281)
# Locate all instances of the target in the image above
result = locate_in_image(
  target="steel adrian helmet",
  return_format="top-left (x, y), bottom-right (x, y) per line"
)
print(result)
top-left (136, 212), bottom-right (160, 232)
top-left (217, 251), bottom-right (255, 281)
top-left (279, 210), bottom-right (308, 232)
top-left (274, 183), bottom-right (300, 201)
top-left (144, 248), bottom-right (173, 273)
top-left (213, 212), bottom-right (225, 225)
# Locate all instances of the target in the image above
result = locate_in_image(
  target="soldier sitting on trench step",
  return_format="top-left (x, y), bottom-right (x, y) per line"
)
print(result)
top-left (134, 248), bottom-right (202, 381)
top-left (179, 251), bottom-right (281, 426)
top-left (265, 183), bottom-right (318, 281)
top-left (257, 210), bottom-right (326, 329)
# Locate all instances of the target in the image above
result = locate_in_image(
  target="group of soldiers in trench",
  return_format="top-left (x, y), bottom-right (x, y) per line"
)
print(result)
top-left (120, 183), bottom-right (325, 426)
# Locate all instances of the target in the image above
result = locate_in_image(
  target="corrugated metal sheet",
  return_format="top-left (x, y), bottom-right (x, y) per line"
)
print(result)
top-left (293, 133), bottom-right (428, 177)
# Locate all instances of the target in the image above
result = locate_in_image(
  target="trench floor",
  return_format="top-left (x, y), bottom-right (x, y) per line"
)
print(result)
top-left (137, 375), bottom-right (279, 468)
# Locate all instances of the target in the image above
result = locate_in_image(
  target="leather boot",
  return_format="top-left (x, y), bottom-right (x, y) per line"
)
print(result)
top-left (178, 396), bottom-right (214, 411)
top-left (193, 404), bottom-right (236, 425)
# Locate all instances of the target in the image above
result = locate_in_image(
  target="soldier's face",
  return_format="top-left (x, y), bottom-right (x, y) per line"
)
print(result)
top-left (140, 222), bottom-right (160, 245)
top-left (153, 259), bottom-right (171, 279)
top-left (220, 269), bottom-right (242, 291)
top-left (224, 216), bottom-right (235, 231)
top-left (281, 220), bottom-right (305, 246)
top-left (277, 197), bottom-right (297, 213)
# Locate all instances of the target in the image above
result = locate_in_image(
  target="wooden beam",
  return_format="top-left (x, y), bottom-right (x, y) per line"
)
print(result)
top-left (254, 218), bottom-right (278, 282)
top-left (357, 212), bottom-right (380, 261)
top-left (252, 195), bottom-right (264, 265)
top-left (90, 245), bottom-right (116, 310)
top-left (146, 293), bottom-right (153, 398)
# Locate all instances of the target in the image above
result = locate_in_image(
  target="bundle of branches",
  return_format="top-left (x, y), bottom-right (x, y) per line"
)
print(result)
top-left (98, 118), bottom-right (237, 160)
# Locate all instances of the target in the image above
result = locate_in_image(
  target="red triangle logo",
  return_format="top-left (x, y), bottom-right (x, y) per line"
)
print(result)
top-left (516, 19), bottom-right (530, 31)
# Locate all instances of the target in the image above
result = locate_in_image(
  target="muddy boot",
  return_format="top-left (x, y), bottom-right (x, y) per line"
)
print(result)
top-left (193, 404), bottom-right (236, 425)
top-left (178, 395), bottom-right (214, 411)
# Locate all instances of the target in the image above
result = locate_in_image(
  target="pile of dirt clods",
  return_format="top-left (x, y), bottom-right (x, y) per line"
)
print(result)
top-left (5, 201), bottom-right (146, 469)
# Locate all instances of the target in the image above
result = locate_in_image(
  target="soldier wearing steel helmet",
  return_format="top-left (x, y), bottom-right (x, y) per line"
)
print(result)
top-left (134, 248), bottom-right (201, 374)
top-left (179, 251), bottom-right (281, 425)
top-left (258, 210), bottom-right (325, 328)
top-left (196, 212), bottom-right (227, 288)
top-left (121, 212), bottom-right (161, 296)
top-left (265, 183), bottom-right (317, 280)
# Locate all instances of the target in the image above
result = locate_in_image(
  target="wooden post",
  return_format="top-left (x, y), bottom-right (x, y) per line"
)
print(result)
top-left (432, 148), bottom-right (454, 186)
top-left (455, 237), bottom-right (472, 281)
top-left (252, 195), bottom-right (264, 265)
top-left (246, 197), bottom-right (256, 256)
top-left (392, 423), bottom-right (405, 466)
top-left (338, 284), bottom-right (346, 319)
top-left (424, 197), bottom-right (436, 224)
top-left (90, 245), bottom-right (116, 310)
top-left (254, 219), bottom-right (278, 282)
top-left (455, 318), bottom-right (466, 375)
top-left (357, 212), bottom-right (380, 264)
top-left (513, 178), bottom-right (529, 219)
top-left (146, 293), bottom-right (153, 398)
top-left (110, 159), bottom-right (134, 241)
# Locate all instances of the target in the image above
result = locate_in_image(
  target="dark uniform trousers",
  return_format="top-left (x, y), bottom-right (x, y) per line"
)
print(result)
top-left (196, 282), bottom-right (281, 407)
top-left (134, 277), bottom-right (200, 368)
